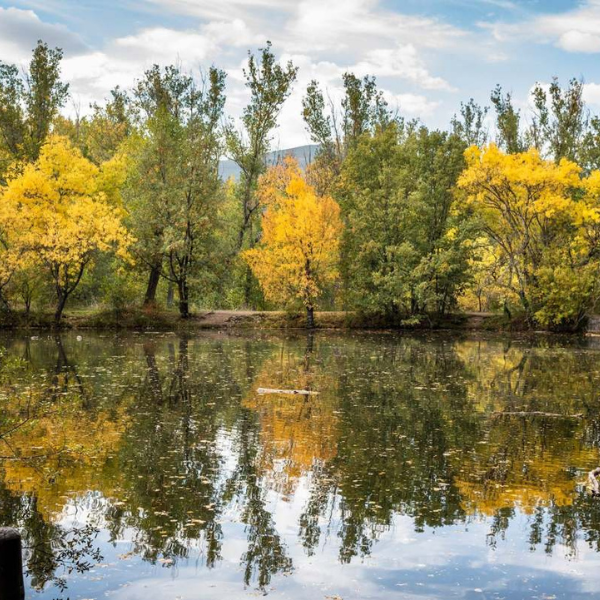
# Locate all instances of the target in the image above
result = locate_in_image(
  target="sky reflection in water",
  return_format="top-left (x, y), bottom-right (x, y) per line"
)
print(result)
top-left (1, 331), bottom-right (600, 599)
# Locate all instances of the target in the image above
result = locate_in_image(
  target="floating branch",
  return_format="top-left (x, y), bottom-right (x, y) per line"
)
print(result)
top-left (257, 388), bottom-right (319, 396)
top-left (492, 411), bottom-right (583, 419)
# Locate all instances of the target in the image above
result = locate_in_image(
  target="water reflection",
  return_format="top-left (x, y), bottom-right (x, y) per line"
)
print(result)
top-left (1, 331), bottom-right (600, 598)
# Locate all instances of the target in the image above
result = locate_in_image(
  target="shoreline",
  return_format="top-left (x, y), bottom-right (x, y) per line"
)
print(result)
top-left (0, 308), bottom-right (594, 334)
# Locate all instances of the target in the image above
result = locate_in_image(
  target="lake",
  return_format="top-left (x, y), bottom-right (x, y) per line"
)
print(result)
top-left (1, 330), bottom-right (600, 599)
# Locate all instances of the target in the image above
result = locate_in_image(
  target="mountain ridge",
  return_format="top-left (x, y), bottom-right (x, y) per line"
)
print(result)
top-left (219, 144), bottom-right (320, 180)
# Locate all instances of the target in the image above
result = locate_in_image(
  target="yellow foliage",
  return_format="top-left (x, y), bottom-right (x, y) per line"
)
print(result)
top-left (244, 160), bottom-right (343, 311)
top-left (0, 135), bottom-right (133, 313)
top-left (458, 144), bottom-right (600, 323)
top-left (2, 406), bottom-right (128, 520)
top-left (256, 155), bottom-right (301, 208)
top-left (242, 342), bottom-right (338, 496)
top-left (459, 144), bottom-right (581, 224)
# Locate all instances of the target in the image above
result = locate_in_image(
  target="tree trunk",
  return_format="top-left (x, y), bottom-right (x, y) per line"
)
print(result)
top-left (243, 264), bottom-right (254, 309)
top-left (143, 342), bottom-right (163, 405)
top-left (144, 264), bottom-right (161, 306)
top-left (166, 281), bottom-right (174, 308)
top-left (178, 278), bottom-right (190, 319)
top-left (589, 467), bottom-right (600, 496)
top-left (306, 305), bottom-right (315, 329)
top-left (54, 292), bottom-right (68, 325)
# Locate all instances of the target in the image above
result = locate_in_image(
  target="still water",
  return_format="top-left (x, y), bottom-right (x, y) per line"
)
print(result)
top-left (1, 330), bottom-right (600, 599)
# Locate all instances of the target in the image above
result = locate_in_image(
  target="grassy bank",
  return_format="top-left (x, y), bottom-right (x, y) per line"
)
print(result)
top-left (0, 306), bottom-right (522, 332)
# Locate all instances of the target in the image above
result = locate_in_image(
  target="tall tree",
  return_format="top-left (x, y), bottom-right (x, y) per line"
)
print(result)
top-left (225, 42), bottom-right (298, 306)
top-left (127, 65), bottom-right (197, 306)
top-left (338, 122), bottom-right (472, 320)
top-left (0, 40), bottom-right (69, 175)
top-left (244, 160), bottom-right (342, 328)
top-left (302, 73), bottom-right (390, 176)
top-left (581, 116), bottom-right (600, 173)
top-left (529, 77), bottom-right (588, 163)
top-left (162, 68), bottom-right (226, 318)
top-left (490, 85), bottom-right (524, 154)
top-left (451, 98), bottom-right (489, 147)
top-left (126, 65), bottom-right (226, 316)
top-left (84, 87), bottom-right (133, 164)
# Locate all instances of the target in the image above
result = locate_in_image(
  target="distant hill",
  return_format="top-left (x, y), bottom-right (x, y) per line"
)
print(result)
top-left (219, 144), bottom-right (320, 181)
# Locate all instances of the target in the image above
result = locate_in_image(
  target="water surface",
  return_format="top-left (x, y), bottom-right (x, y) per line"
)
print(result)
top-left (1, 330), bottom-right (600, 599)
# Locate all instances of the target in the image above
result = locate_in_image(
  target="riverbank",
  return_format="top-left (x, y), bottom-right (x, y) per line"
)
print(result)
top-left (0, 307), bottom-right (527, 332)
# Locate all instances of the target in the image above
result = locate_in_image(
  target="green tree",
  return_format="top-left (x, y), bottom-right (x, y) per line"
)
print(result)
top-left (529, 77), bottom-right (588, 163)
top-left (302, 73), bottom-right (390, 176)
top-left (451, 98), bottom-right (489, 147)
top-left (82, 87), bottom-right (133, 164)
top-left (225, 41), bottom-right (298, 307)
top-left (339, 123), bottom-right (472, 320)
top-left (127, 65), bottom-right (197, 306)
top-left (490, 85), bottom-right (524, 154)
top-left (0, 40), bottom-right (69, 176)
top-left (126, 65), bottom-right (226, 316)
top-left (162, 68), bottom-right (226, 318)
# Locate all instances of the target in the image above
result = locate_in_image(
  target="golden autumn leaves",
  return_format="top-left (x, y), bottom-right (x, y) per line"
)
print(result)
top-left (243, 158), bottom-right (343, 325)
top-left (0, 135), bottom-right (343, 326)
top-left (5, 133), bottom-right (600, 327)
top-left (458, 144), bottom-right (600, 327)
top-left (0, 135), bottom-right (132, 321)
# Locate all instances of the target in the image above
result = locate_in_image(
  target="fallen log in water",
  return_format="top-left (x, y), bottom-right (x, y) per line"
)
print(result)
top-left (589, 467), bottom-right (600, 496)
top-left (492, 411), bottom-right (583, 419)
top-left (257, 387), bottom-right (319, 396)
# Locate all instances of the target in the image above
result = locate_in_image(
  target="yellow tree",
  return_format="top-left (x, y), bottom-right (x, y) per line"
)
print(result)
top-left (458, 144), bottom-right (588, 325)
top-left (458, 237), bottom-right (513, 313)
top-left (0, 177), bottom-right (27, 307)
top-left (0, 135), bottom-right (132, 323)
top-left (244, 161), bottom-right (343, 327)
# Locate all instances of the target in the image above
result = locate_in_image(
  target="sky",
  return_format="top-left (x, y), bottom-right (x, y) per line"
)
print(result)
top-left (1, 0), bottom-right (600, 148)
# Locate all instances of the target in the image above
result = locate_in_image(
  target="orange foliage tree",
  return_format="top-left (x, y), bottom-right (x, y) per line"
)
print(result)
top-left (244, 159), bottom-right (343, 327)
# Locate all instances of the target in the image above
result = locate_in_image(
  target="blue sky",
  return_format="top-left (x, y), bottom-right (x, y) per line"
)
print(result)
top-left (1, 0), bottom-right (600, 147)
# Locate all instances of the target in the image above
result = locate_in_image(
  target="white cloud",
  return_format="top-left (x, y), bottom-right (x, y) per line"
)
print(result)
top-left (3, 1), bottom-right (466, 144)
top-left (112, 27), bottom-right (215, 64)
top-left (202, 18), bottom-right (263, 48)
top-left (386, 92), bottom-right (441, 118)
top-left (353, 45), bottom-right (454, 91)
top-left (0, 6), bottom-right (86, 64)
top-left (287, 0), bottom-right (463, 52)
top-left (145, 0), bottom-right (464, 56)
top-left (481, 0), bottom-right (600, 54)
top-left (558, 30), bottom-right (600, 54)
top-left (144, 0), bottom-right (293, 22)
top-left (583, 82), bottom-right (600, 106)
top-left (62, 21), bottom-right (254, 112)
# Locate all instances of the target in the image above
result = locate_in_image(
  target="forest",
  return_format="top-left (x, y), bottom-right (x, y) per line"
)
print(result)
top-left (2, 40), bottom-right (600, 330)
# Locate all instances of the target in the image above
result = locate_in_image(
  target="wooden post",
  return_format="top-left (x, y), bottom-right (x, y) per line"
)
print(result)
top-left (0, 528), bottom-right (25, 600)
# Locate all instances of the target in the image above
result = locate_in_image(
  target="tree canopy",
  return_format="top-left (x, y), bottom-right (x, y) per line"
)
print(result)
top-left (1, 41), bottom-right (600, 330)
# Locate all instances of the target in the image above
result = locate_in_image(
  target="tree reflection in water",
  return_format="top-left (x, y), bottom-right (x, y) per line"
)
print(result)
top-left (1, 332), bottom-right (600, 595)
